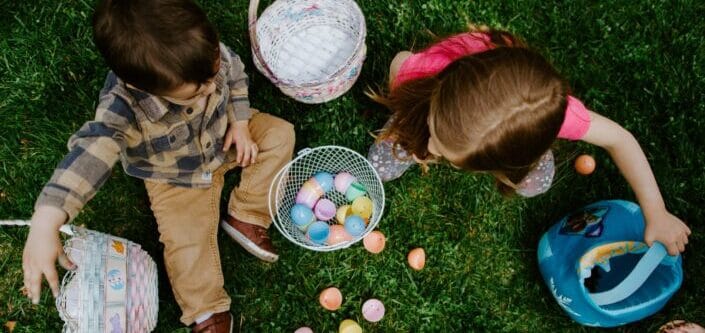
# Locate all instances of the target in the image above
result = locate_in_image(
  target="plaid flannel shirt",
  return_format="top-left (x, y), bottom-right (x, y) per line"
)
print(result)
top-left (35, 44), bottom-right (253, 221)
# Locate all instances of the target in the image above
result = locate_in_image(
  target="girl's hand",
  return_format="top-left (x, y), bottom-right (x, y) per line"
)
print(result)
top-left (644, 210), bottom-right (691, 256)
top-left (223, 120), bottom-right (258, 167)
top-left (22, 206), bottom-right (75, 304)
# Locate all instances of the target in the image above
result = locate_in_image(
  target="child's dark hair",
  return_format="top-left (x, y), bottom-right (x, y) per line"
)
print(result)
top-left (92, 0), bottom-right (220, 94)
top-left (371, 27), bottom-right (568, 194)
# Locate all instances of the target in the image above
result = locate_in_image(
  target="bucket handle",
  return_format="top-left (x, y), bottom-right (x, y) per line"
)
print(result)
top-left (1, 220), bottom-right (74, 235)
top-left (589, 242), bottom-right (675, 306)
top-left (248, 0), bottom-right (280, 83)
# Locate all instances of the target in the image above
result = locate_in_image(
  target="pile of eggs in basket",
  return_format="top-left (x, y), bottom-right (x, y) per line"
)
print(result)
top-left (290, 172), bottom-right (373, 245)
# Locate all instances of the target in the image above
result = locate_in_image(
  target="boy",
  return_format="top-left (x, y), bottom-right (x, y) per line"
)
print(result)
top-left (21, 0), bottom-right (294, 331)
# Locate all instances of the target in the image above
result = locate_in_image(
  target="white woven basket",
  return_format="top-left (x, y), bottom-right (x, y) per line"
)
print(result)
top-left (1, 221), bottom-right (158, 333)
top-left (269, 146), bottom-right (385, 251)
top-left (248, 0), bottom-right (367, 104)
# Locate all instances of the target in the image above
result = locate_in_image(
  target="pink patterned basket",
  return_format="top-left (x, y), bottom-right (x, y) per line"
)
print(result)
top-left (248, 0), bottom-right (367, 104)
top-left (0, 221), bottom-right (158, 333)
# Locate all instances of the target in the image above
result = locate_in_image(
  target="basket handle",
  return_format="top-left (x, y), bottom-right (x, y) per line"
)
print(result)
top-left (1, 220), bottom-right (74, 236)
top-left (588, 242), bottom-right (676, 306)
top-left (248, 0), bottom-right (280, 83)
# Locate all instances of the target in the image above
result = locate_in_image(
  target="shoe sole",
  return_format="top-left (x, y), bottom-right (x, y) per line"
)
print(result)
top-left (220, 221), bottom-right (279, 263)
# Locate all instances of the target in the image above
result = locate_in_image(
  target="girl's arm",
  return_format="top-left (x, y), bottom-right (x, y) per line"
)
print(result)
top-left (581, 111), bottom-right (691, 255)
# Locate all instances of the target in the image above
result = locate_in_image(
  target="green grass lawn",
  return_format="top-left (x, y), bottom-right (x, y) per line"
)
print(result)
top-left (1, 0), bottom-right (704, 332)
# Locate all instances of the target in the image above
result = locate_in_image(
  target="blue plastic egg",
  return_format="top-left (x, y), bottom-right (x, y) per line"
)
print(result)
top-left (307, 221), bottom-right (330, 244)
top-left (291, 204), bottom-right (315, 231)
top-left (314, 172), bottom-right (335, 193)
top-left (344, 215), bottom-right (366, 237)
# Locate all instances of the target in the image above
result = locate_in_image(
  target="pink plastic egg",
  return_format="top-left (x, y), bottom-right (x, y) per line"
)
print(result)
top-left (314, 199), bottom-right (337, 221)
top-left (408, 248), bottom-right (426, 271)
top-left (319, 287), bottom-right (343, 311)
top-left (363, 231), bottom-right (386, 254)
top-left (294, 327), bottom-right (314, 333)
top-left (361, 298), bottom-right (385, 322)
top-left (334, 172), bottom-right (357, 193)
top-left (328, 225), bottom-right (353, 245)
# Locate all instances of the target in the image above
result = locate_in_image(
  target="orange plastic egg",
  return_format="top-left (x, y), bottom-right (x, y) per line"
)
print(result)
top-left (407, 248), bottom-right (426, 271)
top-left (328, 225), bottom-right (353, 245)
top-left (575, 154), bottom-right (596, 175)
top-left (363, 231), bottom-right (386, 254)
top-left (319, 287), bottom-right (343, 311)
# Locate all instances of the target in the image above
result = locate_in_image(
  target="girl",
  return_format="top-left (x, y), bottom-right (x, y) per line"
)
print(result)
top-left (367, 27), bottom-right (690, 255)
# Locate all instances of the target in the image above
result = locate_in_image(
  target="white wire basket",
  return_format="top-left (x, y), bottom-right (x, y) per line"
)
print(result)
top-left (1, 221), bottom-right (158, 332)
top-left (269, 146), bottom-right (385, 251)
top-left (248, 0), bottom-right (367, 104)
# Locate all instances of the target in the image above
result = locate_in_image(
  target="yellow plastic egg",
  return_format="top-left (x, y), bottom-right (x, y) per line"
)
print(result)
top-left (351, 196), bottom-right (373, 220)
top-left (363, 231), bottom-right (386, 254)
top-left (339, 319), bottom-right (362, 333)
top-left (336, 205), bottom-right (352, 225)
top-left (319, 287), bottom-right (343, 311)
top-left (407, 248), bottom-right (426, 271)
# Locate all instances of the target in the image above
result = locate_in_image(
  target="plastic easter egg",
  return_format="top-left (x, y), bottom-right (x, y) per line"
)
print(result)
top-left (336, 205), bottom-right (352, 225)
top-left (345, 182), bottom-right (367, 202)
top-left (338, 319), bottom-right (362, 333)
top-left (575, 154), bottom-right (596, 175)
top-left (408, 248), bottom-right (426, 271)
top-left (327, 225), bottom-right (353, 245)
top-left (344, 215), bottom-right (366, 237)
top-left (334, 172), bottom-right (357, 193)
top-left (351, 196), bottom-right (373, 220)
top-left (314, 172), bottom-right (335, 193)
top-left (363, 231), bottom-right (386, 254)
top-left (319, 287), bottom-right (343, 311)
top-left (296, 180), bottom-right (324, 208)
top-left (290, 204), bottom-right (315, 231)
top-left (361, 298), bottom-right (385, 322)
top-left (307, 221), bottom-right (330, 245)
top-left (314, 199), bottom-right (337, 221)
top-left (294, 327), bottom-right (314, 333)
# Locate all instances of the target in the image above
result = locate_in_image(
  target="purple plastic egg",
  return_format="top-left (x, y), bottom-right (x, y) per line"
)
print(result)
top-left (361, 299), bottom-right (385, 322)
top-left (314, 199), bottom-right (337, 221)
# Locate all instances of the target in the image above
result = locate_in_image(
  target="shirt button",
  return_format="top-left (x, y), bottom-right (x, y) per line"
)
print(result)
top-left (169, 135), bottom-right (176, 143)
top-left (209, 156), bottom-right (215, 162)
top-left (187, 108), bottom-right (194, 115)
top-left (206, 142), bottom-right (211, 148)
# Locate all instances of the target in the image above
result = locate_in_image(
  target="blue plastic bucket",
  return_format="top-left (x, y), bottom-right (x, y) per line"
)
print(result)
top-left (538, 200), bottom-right (682, 327)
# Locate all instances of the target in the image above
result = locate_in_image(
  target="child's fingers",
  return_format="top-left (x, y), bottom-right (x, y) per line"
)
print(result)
top-left (57, 250), bottom-right (76, 271)
top-left (44, 267), bottom-right (60, 298)
top-left (236, 141), bottom-right (244, 164)
top-left (666, 242), bottom-right (680, 256)
top-left (250, 144), bottom-right (258, 165)
top-left (28, 271), bottom-right (42, 304)
top-left (241, 144), bottom-right (252, 167)
top-left (223, 131), bottom-right (234, 152)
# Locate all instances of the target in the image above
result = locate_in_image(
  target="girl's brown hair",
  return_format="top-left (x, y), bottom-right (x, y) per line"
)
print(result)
top-left (371, 29), bottom-right (568, 193)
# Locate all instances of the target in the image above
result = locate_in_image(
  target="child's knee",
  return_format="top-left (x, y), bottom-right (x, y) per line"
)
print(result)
top-left (254, 115), bottom-right (295, 151)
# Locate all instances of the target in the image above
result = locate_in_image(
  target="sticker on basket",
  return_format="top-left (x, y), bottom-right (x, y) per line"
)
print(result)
top-left (559, 206), bottom-right (608, 238)
top-left (110, 239), bottom-right (126, 257)
top-left (105, 308), bottom-right (126, 333)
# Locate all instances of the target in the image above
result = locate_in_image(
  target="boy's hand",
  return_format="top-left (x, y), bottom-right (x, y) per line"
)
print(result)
top-left (22, 206), bottom-right (75, 304)
top-left (223, 120), bottom-right (258, 167)
top-left (644, 210), bottom-right (691, 256)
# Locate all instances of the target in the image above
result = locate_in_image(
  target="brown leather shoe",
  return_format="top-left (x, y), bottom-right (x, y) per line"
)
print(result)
top-left (192, 311), bottom-right (233, 333)
top-left (220, 216), bottom-right (279, 262)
